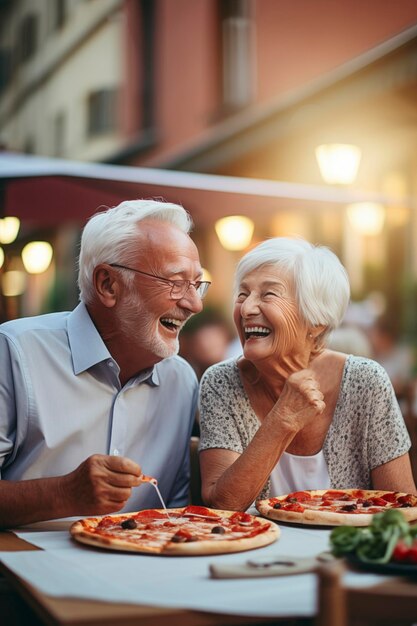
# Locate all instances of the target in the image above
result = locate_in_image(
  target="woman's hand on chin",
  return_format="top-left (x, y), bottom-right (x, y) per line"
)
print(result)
top-left (271, 368), bottom-right (325, 432)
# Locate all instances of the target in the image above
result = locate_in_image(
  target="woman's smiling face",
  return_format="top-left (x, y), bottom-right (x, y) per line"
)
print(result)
top-left (233, 264), bottom-right (309, 365)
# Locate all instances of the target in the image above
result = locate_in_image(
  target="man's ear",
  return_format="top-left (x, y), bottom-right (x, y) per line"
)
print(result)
top-left (93, 265), bottom-right (119, 308)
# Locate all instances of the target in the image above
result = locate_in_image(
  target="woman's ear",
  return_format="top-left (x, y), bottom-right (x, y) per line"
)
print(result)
top-left (309, 324), bottom-right (327, 340)
top-left (93, 265), bottom-right (119, 308)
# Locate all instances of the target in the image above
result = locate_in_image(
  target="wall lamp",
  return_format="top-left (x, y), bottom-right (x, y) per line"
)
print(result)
top-left (315, 144), bottom-right (361, 185)
top-left (215, 216), bottom-right (254, 251)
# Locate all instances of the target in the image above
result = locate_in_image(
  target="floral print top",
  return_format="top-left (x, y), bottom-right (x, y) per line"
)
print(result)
top-left (199, 356), bottom-right (411, 499)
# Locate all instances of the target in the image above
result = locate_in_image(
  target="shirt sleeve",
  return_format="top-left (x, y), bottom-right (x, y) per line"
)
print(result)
top-left (199, 363), bottom-right (245, 454)
top-left (366, 360), bottom-right (411, 469)
top-left (166, 370), bottom-right (199, 507)
top-left (0, 332), bottom-right (24, 477)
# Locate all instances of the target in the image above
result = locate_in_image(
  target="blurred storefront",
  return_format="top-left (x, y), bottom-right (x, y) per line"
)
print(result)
top-left (0, 150), bottom-right (410, 326)
top-left (1, 1), bottom-right (417, 338)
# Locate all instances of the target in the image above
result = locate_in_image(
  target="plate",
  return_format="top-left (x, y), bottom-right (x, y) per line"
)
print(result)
top-left (347, 555), bottom-right (417, 577)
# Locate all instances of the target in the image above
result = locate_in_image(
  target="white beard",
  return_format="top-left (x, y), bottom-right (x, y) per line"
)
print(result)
top-left (116, 292), bottom-right (180, 360)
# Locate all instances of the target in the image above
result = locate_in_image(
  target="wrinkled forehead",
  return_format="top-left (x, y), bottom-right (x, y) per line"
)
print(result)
top-left (236, 262), bottom-right (295, 289)
top-left (136, 220), bottom-right (201, 273)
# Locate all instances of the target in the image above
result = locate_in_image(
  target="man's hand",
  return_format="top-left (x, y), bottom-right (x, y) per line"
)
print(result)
top-left (64, 454), bottom-right (142, 515)
top-left (272, 369), bottom-right (325, 432)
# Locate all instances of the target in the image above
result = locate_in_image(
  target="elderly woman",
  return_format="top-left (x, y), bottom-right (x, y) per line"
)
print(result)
top-left (199, 238), bottom-right (416, 511)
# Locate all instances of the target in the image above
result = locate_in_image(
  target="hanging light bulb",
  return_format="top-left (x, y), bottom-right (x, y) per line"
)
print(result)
top-left (2, 270), bottom-right (27, 296)
top-left (347, 203), bottom-right (385, 236)
top-left (0, 217), bottom-right (20, 244)
top-left (215, 216), bottom-right (254, 251)
top-left (21, 241), bottom-right (53, 274)
top-left (315, 144), bottom-right (361, 185)
top-left (0, 247), bottom-right (4, 269)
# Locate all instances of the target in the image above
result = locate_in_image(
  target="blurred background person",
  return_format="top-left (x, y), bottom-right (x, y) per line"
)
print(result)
top-left (369, 314), bottom-right (414, 404)
top-left (326, 324), bottom-right (373, 358)
top-left (180, 307), bottom-right (237, 380)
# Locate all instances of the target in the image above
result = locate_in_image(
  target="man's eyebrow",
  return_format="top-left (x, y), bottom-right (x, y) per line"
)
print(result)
top-left (166, 267), bottom-right (204, 279)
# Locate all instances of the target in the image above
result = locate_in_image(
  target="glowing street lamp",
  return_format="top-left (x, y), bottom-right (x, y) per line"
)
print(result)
top-left (315, 144), bottom-right (361, 185)
top-left (0, 217), bottom-right (20, 244)
top-left (21, 241), bottom-right (53, 274)
top-left (347, 202), bottom-right (385, 236)
top-left (2, 270), bottom-right (27, 296)
top-left (215, 216), bottom-right (254, 251)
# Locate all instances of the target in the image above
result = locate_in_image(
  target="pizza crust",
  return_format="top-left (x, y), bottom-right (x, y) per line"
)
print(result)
top-left (256, 490), bottom-right (417, 527)
top-left (70, 507), bottom-right (280, 555)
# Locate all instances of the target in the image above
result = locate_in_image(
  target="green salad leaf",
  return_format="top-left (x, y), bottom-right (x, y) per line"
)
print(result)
top-left (330, 510), bottom-right (415, 564)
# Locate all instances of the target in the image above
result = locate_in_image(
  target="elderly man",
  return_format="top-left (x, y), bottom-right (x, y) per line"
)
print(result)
top-left (0, 200), bottom-right (209, 528)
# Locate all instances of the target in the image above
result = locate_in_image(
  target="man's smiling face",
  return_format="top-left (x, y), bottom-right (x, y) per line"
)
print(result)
top-left (116, 220), bottom-right (203, 360)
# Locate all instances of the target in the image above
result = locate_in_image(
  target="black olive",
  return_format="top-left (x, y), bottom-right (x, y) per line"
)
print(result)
top-left (211, 525), bottom-right (226, 534)
top-left (121, 518), bottom-right (137, 529)
top-left (361, 500), bottom-right (372, 508)
top-left (340, 504), bottom-right (357, 512)
top-left (400, 502), bottom-right (412, 508)
top-left (273, 503), bottom-right (282, 509)
top-left (171, 534), bottom-right (187, 543)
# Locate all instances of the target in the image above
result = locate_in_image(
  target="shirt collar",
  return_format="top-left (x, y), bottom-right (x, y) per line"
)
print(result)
top-left (67, 302), bottom-right (160, 386)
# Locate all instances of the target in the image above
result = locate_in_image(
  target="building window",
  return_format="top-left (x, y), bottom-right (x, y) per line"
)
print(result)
top-left (53, 111), bottom-right (66, 157)
top-left (219, 0), bottom-right (254, 110)
top-left (19, 14), bottom-right (38, 63)
top-left (24, 137), bottom-right (36, 154)
top-left (0, 49), bottom-right (12, 93)
top-left (48, 0), bottom-right (67, 32)
top-left (87, 88), bottom-right (118, 137)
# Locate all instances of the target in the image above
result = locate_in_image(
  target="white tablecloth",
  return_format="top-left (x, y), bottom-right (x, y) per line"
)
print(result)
top-left (0, 523), bottom-right (390, 618)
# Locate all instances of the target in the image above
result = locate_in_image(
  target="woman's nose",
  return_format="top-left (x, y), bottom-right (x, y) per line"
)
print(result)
top-left (240, 293), bottom-right (260, 316)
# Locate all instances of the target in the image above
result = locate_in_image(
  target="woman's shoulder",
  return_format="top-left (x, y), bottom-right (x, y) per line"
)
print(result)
top-left (200, 357), bottom-right (241, 387)
top-left (322, 350), bottom-right (388, 378)
top-left (343, 354), bottom-right (390, 380)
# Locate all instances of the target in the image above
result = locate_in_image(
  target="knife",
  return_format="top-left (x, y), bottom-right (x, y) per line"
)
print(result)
top-left (209, 552), bottom-right (335, 579)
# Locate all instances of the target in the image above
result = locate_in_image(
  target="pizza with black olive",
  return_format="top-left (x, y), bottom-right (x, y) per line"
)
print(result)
top-left (70, 505), bottom-right (280, 555)
top-left (257, 489), bottom-right (417, 526)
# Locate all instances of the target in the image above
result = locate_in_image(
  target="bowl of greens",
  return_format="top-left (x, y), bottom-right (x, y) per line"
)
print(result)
top-left (330, 509), bottom-right (417, 575)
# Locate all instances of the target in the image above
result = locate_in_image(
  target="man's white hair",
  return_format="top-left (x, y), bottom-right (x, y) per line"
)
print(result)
top-left (78, 199), bottom-right (193, 304)
top-left (235, 237), bottom-right (350, 337)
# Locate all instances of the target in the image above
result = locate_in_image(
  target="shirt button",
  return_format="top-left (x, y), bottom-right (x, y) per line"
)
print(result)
top-left (113, 449), bottom-right (120, 456)
top-left (108, 361), bottom-right (114, 368)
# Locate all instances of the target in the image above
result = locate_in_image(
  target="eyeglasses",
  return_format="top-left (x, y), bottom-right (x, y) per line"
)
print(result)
top-left (109, 263), bottom-right (211, 300)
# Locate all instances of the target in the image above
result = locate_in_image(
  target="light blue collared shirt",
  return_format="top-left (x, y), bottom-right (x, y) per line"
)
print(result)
top-left (0, 303), bottom-right (198, 509)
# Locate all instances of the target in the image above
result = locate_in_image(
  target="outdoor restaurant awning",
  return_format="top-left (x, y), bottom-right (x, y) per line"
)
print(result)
top-left (0, 151), bottom-right (404, 228)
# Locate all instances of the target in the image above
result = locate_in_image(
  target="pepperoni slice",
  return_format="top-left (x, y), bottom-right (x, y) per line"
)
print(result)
top-left (369, 497), bottom-right (388, 507)
top-left (284, 491), bottom-right (312, 502)
top-left (381, 492), bottom-right (398, 503)
top-left (282, 502), bottom-right (305, 513)
top-left (323, 490), bottom-right (351, 500)
top-left (183, 505), bottom-right (220, 518)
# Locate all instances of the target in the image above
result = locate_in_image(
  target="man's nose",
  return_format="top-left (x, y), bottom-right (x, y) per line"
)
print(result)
top-left (179, 285), bottom-right (204, 313)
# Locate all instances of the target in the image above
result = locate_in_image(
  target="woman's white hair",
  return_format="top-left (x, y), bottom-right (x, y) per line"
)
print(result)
top-left (78, 199), bottom-right (193, 304)
top-left (235, 237), bottom-right (350, 337)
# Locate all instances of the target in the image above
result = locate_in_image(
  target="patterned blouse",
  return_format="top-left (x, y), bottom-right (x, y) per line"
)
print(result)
top-left (199, 355), bottom-right (411, 499)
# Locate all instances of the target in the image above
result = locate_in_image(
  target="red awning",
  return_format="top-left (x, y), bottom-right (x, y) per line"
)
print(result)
top-left (0, 152), bottom-right (403, 228)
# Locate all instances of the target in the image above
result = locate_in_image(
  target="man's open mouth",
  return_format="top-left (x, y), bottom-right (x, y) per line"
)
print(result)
top-left (160, 317), bottom-right (183, 332)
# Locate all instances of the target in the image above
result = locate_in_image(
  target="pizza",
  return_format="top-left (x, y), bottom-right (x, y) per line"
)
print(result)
top-left (70, 505), bottom-right (280, 555)
top-left (256, 489), bottom-right (417, 527)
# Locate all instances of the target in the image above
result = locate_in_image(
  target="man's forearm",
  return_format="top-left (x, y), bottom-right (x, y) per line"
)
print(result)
top-left (0, 476), bottom-right (71, 529)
